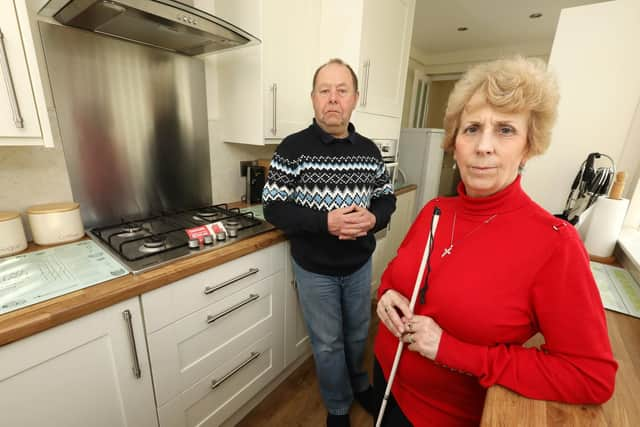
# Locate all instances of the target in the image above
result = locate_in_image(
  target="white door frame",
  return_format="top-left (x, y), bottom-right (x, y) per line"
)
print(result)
top-left (408, 71), bottom-right (462, 128)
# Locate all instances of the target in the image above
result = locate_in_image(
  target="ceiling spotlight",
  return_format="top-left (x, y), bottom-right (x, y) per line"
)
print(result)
top-left (529, 13), bottom-right (543, 19)
top-left (457, 27), bottom-right (468, 31)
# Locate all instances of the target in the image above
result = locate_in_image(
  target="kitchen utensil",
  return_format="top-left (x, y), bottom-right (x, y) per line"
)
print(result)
top-left (609, 171), bottom-right (626, 199)
top-left (27, 202), bottom-right (84, 245)
top-left (560, 152), bottom-right (615, 224)
top-left (0, 211), bottom-right (28, 256)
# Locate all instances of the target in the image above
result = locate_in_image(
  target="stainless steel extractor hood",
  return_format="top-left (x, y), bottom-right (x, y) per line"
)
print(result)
top-left (38, 0), bottom-right (259, 56)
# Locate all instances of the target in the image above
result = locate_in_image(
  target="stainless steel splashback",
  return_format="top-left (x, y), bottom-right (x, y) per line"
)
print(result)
top-left (39, 22), bottom-right (211, 228)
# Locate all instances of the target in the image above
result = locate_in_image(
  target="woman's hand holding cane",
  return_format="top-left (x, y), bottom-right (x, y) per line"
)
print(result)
top-left (402, 315), bottom-right (442, 360)
top-left (376, 290), bottom-right (412, 338)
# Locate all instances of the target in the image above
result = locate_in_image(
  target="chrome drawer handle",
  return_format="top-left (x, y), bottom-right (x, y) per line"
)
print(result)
top-left (210, 351), bottom-right (261, 390)
top-left (204, 268), bottom-right (259, 294)
top-left (122, 309), bottom-right (142, 379)
top-left (0, 28), bottom-right (24, 129)
top-left (206, 293), bottom-right (259, 324)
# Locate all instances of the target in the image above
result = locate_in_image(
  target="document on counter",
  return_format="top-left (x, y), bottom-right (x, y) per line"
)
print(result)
top-left (590, 262), bottom-right (640, 318)
top-left (0, 240), bottom-right (128, 316)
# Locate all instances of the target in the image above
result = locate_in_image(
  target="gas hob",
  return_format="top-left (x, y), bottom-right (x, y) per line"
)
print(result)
top-left (87, 204), bottom-right (274, 274)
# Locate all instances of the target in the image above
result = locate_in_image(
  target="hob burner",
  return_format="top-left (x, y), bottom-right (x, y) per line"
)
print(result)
top-left (140, 236), bottom-right (167, 253)
top-left (121, 222), bottom-right (144, 235)
top-left (225, 218), bottom-right (240, 227)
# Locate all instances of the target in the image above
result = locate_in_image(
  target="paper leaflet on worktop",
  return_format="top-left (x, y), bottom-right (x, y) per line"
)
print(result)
top-left (0, 240), bottom-right (128, 316)
top-left (590, 262), bottom-right (640, 318)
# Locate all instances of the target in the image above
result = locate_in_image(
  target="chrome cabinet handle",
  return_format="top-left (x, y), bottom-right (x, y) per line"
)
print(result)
top-left (122, 309), bottom-right (142, 379)
top-left (360, 59), bottom-right (370, 107)
top-left (271, 83), bottom-right (277, 135)
top-left (206, 293), bottom-right (259, 324)
top-left (210, 351), bottom-right (261, 390)
top-left (203, 268), bottom-right (259, 294)
top-left (0, 28), bottom-right (24, 129)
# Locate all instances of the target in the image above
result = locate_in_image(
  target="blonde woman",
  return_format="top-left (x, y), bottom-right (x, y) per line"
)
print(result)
top-left (373, 57), bottom-right (617, 427)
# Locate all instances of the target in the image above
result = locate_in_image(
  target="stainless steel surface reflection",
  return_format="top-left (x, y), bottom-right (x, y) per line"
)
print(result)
top-left (39, 22), bottom-right (211, 229)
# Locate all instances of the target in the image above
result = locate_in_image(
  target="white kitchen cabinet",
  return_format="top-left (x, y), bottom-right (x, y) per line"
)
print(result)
top-left (213, 0), bottom-right (319, 145)
top-left (0, 297), bottom-right (158, 427)
top-left (358, 0), bottom-right (415, 118)
top-left (371, 188), bottom-right (416, 293)
top-left (283, 242), bottom-right (312, 366)
top-left (0, 0), bottom-right (55, 147)
top-left (383, 188), bottom-right (416, 265)
top-left (371, 231), bottom-right (388, 294)
top-left (141, 242), bottom-right (287, 426)
top-left (318, 0), bottom-right (415, 138)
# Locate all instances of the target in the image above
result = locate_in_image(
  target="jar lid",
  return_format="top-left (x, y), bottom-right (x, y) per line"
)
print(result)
top-left (0, 211), bottom-right (20, 222)
top-left (27, 202), bottom-right (80, 214)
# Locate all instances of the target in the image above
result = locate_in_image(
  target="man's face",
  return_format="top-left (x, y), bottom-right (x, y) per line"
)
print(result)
top-left (311, 63), bottom-right (359, 138)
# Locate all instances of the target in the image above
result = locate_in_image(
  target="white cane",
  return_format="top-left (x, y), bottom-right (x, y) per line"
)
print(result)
top-left (375, 206), bottom-right (441, 427)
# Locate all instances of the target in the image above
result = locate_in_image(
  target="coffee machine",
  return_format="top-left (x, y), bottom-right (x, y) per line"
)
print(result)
top-left (246, 166), bottom-right (266, 204)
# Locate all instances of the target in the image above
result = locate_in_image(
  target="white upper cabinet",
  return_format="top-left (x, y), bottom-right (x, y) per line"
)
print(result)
top-left (358, 0), bottom-right (415, 118)
top-left (318, 0), bottom-right (415, 137)
top-left (262, 0), bottom-right (319, 139)
top-left (211, 0), bottom-right (414, 143)
top-left (213, 0), bottom-right (319, 145)
top-left (0, 1), bottom-right (55, 147)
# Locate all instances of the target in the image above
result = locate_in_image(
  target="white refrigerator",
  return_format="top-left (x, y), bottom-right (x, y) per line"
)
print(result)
top-left (398, 128), bottom-right (449, 218)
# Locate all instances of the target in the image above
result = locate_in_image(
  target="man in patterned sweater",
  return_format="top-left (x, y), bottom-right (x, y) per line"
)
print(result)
top-left (263, 59), bottom-right (396, 427)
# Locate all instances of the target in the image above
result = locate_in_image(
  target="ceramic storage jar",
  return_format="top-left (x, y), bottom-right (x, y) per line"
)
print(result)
top-left (0, 211), bottom-right (28, 256)
top-left (27, 202), bottom-right (84, 246)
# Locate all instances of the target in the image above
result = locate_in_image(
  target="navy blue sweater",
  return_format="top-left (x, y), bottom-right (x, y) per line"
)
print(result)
top-left (262, 121), bottom-right (396, 275)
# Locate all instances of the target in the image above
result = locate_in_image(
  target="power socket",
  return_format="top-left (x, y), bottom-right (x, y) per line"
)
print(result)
top-left (239, 160), bottom-right (253, 177)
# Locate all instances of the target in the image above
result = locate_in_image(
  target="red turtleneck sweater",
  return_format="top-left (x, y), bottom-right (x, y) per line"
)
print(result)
top-left (374, 177), bottom-right (617, 427)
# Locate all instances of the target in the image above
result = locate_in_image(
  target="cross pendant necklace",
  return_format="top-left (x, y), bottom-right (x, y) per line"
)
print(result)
top-left (441, 212), bottom-right (497, 258)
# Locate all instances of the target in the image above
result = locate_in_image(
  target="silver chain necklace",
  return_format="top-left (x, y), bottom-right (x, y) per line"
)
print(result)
top-left (441, 212), bottom-right (498, 258)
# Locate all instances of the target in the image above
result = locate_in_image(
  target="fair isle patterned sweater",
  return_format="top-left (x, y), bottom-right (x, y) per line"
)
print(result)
top-left (262, 121), bottom-right (396, 275)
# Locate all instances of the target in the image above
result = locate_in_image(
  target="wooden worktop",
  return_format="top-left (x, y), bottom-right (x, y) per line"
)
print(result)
top-left (0, 185), bottom-right (418, 347)
top-left (0, 229), bottom-right (287, 347)
top-left (481, 309), bottom-right (640, 426)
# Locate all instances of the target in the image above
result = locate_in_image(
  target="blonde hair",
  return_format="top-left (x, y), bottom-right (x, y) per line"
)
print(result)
top-left (442, 56), bottom-right (559, 157)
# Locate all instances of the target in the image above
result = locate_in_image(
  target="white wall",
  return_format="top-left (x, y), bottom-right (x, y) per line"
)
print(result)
top-left (523, 0), bottom-right (640, 213)
top-left (410, 42), bottom-right (551, 75)
top-left (0, 144), bottom-right (73, 238)
top-left (620, 98), bottom-right (640, 228)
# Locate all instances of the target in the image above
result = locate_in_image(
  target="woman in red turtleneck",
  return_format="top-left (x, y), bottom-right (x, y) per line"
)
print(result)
top-left (373, 57), bottom-right (617, 427)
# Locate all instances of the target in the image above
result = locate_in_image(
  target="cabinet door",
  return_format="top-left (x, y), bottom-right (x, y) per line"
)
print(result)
top-left (263, 0), bottom-right (319, 139)
top-left (0, 297), bottom-right (158, 427)
top-left (284, 248), bottom-right (311, 366)
top-left (383, 189), bottom-right (416, 266)
top-left (371, 232), bottom-right (387, 294)
top-left (0, 1), bottom-right (42, 142)
top-left (358, 0), bottom-right (415, 118)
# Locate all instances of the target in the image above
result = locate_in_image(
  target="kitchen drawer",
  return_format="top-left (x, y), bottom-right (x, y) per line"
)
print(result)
top-left (147, 272), bottom-right (285, 406)
top-left (142, 243), bottom-right (286, 333)
top-left (157, 334), bottom-right (283, 427)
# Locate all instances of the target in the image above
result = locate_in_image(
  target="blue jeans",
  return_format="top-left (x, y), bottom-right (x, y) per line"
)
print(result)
top-left (292, 257), bottom-right (372, 416)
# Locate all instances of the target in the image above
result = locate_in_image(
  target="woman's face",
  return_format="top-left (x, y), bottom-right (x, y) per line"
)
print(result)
top-left (454, 92), bottom-right (530, 198)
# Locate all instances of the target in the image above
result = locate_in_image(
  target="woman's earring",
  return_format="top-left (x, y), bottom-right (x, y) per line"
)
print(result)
top-left (452, 162), bottom-right (457, 170)
top-left (518, 163), bottom-right (526, 173)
